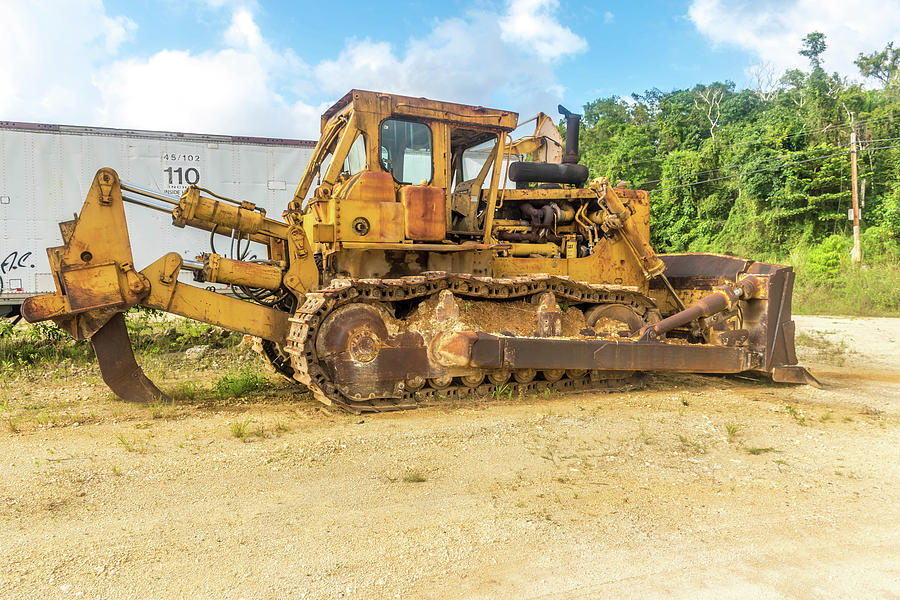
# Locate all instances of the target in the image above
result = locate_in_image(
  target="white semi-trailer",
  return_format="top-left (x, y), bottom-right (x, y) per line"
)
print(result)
top-left (0, 121), bottom-right (315, 317)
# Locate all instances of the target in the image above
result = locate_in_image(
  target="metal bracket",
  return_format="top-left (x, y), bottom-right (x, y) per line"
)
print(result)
top-left (160, 253), bottom-right (182, 284)
top-left (98, 171), bottom-right (114, 205)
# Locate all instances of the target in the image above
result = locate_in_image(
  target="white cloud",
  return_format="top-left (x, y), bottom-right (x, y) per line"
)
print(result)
top-left (1, 0), bottom-right (585, 138)
top-left (688, 0), bottom-right (900, 80)
top-left (499, 0), bottom-right (588, 61)
top-left (603, 11), bottom-right (614, 24)
top-left (314, 10), bottom-right (563, 113)
top-left (0, 0), bottom-right (135, 122)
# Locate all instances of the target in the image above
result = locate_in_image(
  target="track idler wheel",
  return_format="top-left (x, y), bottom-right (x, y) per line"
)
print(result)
top-left (585, 303), bottom-right (644, 336)
top-left (315, 303), bottom-right (430, 401)
top-left (91, 313), bottom-right (168, 403)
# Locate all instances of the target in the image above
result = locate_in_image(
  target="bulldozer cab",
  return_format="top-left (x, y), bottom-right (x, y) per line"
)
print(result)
top-left (290, 90), bottom-right (518, 244)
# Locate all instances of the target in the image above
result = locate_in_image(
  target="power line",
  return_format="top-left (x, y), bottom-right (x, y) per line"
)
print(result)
top-left (644, 144), bottom-right (900, 194)
top-left (637, 146), bottom-right (850, 188)
top-left (861, 136), bottom-right (900, 144)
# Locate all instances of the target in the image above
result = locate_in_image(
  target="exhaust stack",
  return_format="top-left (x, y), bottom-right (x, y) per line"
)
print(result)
top-left (558, 105), bottom-right (582, 164)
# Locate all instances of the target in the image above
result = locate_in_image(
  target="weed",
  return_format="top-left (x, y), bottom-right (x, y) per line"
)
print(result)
top-left (117, 435), bottom-right (145, 454)
top-left (230, 418), bottom-right (254, 440)
top-left (795, 331), bottom-right (853, 366)
top-left (784, 404), bottom-right (806, 425)
top-left (842, 416), bottom-right (854, 422)
top-left (215, 368), bottom-right (267, 399)
top-left (819, 410), bottom-right (832, 422)
top-left (112, 465), bottom-right (122, 476)
top-left (148, 398), bottom-right (176, 420)
top-left (773, 459), bottom-right (788, 466)
top-left (638, 421), bottom-right (652, 445)
top-left (402, 470), bottom-right (426, 483)
top-left (746, 446), bottom-right (777, 455)
top-left (169, 381), bottom-right (199, 402)
top-left (253, 424), bottom-right (267, 438)
top-left (491, 384), bottom-right (513, 400)
top-left (724, 422), bottom-right (741, 442)
top-left (7, 417), bottom-right (20, 433)
top-left (678, 434), bottom-right (706, 454)
top-left (275, 421), bottom-right (291, 433)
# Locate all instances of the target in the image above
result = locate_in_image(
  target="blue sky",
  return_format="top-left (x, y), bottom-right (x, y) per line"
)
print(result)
top-left (2, 0), bottom-right (898, 138)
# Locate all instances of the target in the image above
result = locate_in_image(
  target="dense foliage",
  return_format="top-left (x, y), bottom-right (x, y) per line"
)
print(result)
top-left (575, 34), bottom-right (900, 314)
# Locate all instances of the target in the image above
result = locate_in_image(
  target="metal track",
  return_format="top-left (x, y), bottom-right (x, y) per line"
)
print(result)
top-left (285, 272), bottom-right (657, 413)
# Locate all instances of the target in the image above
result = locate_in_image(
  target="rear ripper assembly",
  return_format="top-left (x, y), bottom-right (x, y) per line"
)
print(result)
top-left (22, 90), bottom-right (819, 412)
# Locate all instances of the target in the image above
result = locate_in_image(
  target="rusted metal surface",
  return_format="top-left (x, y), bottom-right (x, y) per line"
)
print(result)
top-left (400, 186), bottom-right (446, 241)
top-left (771, 365), bottom-right (824, 388)
top-left (200, 253), bottom-right (283, 291)
top-left (91, 313), bottom-right (168, 403)
top-left (639, 275), bottom-right (762, 340)
top-left (22, 169), bottom-right (151, 323)
top-left (536, 292), bottom-right (562, 336)
top-left (315, 303), bottom-right (429, 400)
top-left (468, 333), bottom-right (755, 373)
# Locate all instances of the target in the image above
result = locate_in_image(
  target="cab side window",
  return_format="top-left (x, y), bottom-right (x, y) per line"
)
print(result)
top-left (342, 134), bottom-right (366, 176)
top-left (380, 119), bottom-right (433, 185)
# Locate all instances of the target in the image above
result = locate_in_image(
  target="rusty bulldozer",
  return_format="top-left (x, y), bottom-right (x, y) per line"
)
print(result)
top-left (22, 90), bottom-right (819, 411)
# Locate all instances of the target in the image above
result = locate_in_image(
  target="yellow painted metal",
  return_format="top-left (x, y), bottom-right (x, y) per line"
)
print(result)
top-left (505, 112), bottom-right (563, 163)
top-left (507, 242), bottom-right (560, 257)
top-left (21, 168), bottom-right (149, 324)
top-left (175, 187), bottom-right (289, 239)
top-left (589, 178), bottom-right (664, 278)
top-left (141, 253), bottom-right (289, 344)
top-left (202, 253), bottom-right (284, 291)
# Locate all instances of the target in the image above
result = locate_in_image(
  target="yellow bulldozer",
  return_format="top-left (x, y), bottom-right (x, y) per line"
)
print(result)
top-left (22, 90), bottom-right (818, 411)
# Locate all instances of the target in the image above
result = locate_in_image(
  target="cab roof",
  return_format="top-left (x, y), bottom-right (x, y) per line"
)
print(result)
top-left (321, 90), bottom-right (519, 134)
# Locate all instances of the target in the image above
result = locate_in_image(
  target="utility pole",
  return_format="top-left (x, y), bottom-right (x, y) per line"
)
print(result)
top-left (850, 128), bottom-right (861, 265)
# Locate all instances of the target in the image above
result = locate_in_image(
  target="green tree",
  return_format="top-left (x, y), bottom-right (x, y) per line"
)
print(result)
top-left (855, 42), bottom-right (900, 87)
top-left (800, 32), bottom-right (827, 71)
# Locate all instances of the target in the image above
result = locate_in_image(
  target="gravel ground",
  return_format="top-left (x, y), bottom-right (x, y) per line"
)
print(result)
top-left (0, 316), bottom-right (898, 599)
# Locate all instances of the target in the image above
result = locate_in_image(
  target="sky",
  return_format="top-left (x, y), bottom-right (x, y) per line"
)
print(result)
top-left (2, 0), bottom-right (899, 139)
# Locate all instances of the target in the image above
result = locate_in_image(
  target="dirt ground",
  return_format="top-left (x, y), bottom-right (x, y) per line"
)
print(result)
top-left (1, 315), bottom-right (898, 599)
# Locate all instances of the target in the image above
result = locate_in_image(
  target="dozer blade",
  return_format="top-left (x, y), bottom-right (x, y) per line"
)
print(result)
top-left (91, 313), bottom-right (168, 403)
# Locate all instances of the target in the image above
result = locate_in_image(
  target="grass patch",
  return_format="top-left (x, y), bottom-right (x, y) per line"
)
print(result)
top-left (401, 470), bottom-right (427, 483)
top-left (678, 434), bottom-right (707, 454)
top-left (724, 422), bottom-right (741, 443)
top-left (230, 418), bottom-right (254, 440)
top-left (0, 321), bottom-right (93, 372)
top-left (117, 435), bottom-right (145, 453)
top-left (795, 331), bottom-right (853, 366)
top-left (746, 446), bottom-right (777, 455)
top-left (793, 259), bottom-right (900, 317)
top-left (215, 367), bottom-right (268, 399)
top-left (784, 404), bottom-right (807, 425)
top-left (148, 398), bottom-right (176, 420)
top-left (169, 381), bottom-right (199, 402)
